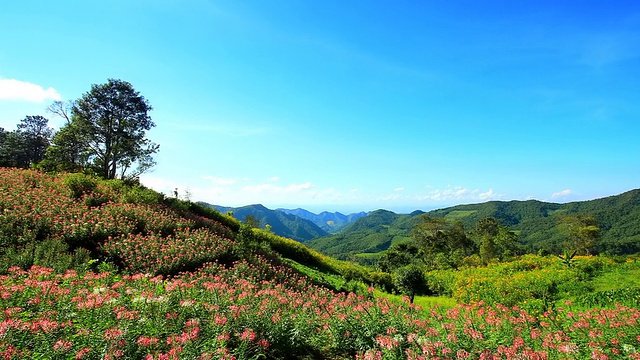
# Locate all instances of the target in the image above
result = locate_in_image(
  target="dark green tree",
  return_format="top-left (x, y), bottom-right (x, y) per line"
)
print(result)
top-left (393, 264), bottom-right (427, 304)
top-left (377, 242), bottom-right (421, 272)
top-left (244, 215), bottom-right (260, 229)
top-left (16, 115), bottom-right (53, 166)
top-left (39, 122), bottom-right (89, 173)
top-left (0, 116), bottom-right (52, 168)
top-left (412, 215), bottom-right (475, 269)
top-left (46, 79), bottom-right (158, 179)
top-left (0, 132), bottom-right (26, 167)
top-left (471, 217), bottom-right (519, 264)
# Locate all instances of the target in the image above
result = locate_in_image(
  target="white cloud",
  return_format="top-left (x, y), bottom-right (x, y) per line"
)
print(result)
top-left (479, 189), bottom-right (497, 200)
top-left (269, 176), bottom-right (280, 182)
top-left (201, 175), bottom-right (237, 185)
top-left (0, 79), bottom-right (61, 102)
top-left (242, 181), bottom-right (313, 194)
top-left (551, 189), bottom-right (572, 199)
top-left (286, 182), bottom-right (312, 192)
top-left (394, 187), bottom-right (405, 192)
top-left (419, 186), bottom-right (502, 202)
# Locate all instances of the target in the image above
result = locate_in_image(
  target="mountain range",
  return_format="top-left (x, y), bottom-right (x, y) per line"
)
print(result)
top-left (277, 208), bottom-right (368, 233)
top-left (199, 203), bottom-right (326, 242)
top-left (306, 189), bottom-right (640, 261)
top-left (198, 203), bottom-right (368, 242)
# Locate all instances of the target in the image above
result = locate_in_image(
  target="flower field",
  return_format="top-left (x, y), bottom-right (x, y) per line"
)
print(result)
top-left (2, 262), bottom-right (639, 359)
top-left (1, 168), bottom-right (640, 359)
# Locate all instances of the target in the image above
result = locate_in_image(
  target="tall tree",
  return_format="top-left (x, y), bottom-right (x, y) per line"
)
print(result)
top-left (53, 79), bottom-right (159, 179)
top-left (40, 122), bottom-right (89, 173)
top-left (412, 215), bottom-right (475, 269)
top-left (560, 215), bottom-right (600, 255)
top-left (471, 217), bottom-right (519, 264)
top-left (0, 116), bottom-right (52, 168)
top-left (16, 115), bottom-right (53, 166)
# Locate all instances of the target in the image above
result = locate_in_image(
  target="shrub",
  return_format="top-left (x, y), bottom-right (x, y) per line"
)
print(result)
top-left (393, 264), bottom-right (428, 303)
top-left (63, 173), bottom-right (97, 199)
top-left (121, 185), bottom-right (164, 205)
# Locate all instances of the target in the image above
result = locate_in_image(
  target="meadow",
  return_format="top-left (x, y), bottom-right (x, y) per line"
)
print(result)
top-left (1, 168), bottom-right (639, 359)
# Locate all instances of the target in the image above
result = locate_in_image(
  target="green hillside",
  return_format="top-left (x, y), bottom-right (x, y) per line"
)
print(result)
top-left (308, 190), bottom-right (640, 260)
top-left (306, 210), bottom-right (417, 259)
top-left (2, 168), bottom-right (640, 359)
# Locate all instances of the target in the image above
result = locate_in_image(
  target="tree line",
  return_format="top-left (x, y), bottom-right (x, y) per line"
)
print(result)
top-left (0, 79), bottom-right (158, 180)
top-left (381, 214), bottom-right (601, 302)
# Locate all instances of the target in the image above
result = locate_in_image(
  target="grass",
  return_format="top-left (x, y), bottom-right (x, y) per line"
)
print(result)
top-left (281, 258), bottom-right (347, 291)
top-left (444, 210), bottom-right (477, 220)
top-left (590, 267), bottom-right (640, 292)
top-left (373, 289), bottom-right (457, 311)
top-left (355, 252), bottom-right (382, 259)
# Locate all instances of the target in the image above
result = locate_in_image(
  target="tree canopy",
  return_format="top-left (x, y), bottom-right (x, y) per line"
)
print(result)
top-left (0, 115), bottom-right (53, 168)
top-left (43, 79), bottom-right (158, 179)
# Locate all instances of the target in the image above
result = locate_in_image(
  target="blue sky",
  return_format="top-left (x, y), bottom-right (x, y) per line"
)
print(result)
top-left (1, 1), bottom-right (639, 213)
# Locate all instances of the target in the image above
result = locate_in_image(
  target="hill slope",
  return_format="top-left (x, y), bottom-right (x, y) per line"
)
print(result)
top-left (200, 203), bottom-right (329, 242)
top-left (307, 189), bottom-right (640, 259)
top-left (2, 168), bottom-right (639, 359)
top-left (306, 210), bottom-right (416, 259)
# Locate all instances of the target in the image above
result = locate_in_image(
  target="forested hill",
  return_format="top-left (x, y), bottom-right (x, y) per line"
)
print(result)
top-left (199, 203), bottom-right (329, 242)
top-left (307, 189), bottom-right (640, 259)
top-left (306, 210), bottom-right (415, 258)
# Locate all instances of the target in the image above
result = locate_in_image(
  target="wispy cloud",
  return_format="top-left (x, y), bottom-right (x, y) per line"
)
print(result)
top-left (551, 189), bottom-right (572, 199)
top-left (242, 181), bottom-right (313, 194)
top-left (202, 175), bottom-right (237, 185)
top-left (419, 186), bottom-right (502, 203)
top-left (0, 79), bottom-right (61, 102)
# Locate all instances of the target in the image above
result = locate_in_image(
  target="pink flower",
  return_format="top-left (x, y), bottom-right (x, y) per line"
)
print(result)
top-left (137, 336), bottom-right (159, 347)
top-left (75, 347), bottom-right (91, 359)
top-left (240, 328), bottom-right (256, 342)
top-left (53, 340), bottom-right (72, 352)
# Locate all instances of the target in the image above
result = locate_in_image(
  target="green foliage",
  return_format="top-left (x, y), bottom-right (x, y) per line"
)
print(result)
top-left (120, 184), bottom-right (164, 205)
top-left (471, 217), bottom-right (520, 264)
top-left (63, 173), bottom-right (98, 199)
top-left (411, 215), bottom-right (476, 270)
top-left (377, 242), bottom-right (421, 272)
top-left (243, 214), bottom-right (260, 228)
top-left (44, 79), bottom-right (159, 180)
top-left (577, 287), bottom-right (640, 308)
top-left (39, 121), bottom-right (89, 173)
top-left (245, 227), bottom-right (394, 290)
top-left (559, 215), bottom-right (600, 255)
top-left (312, 190), bottom-right (640, 260)
top-left (0, 115), bottom-right (53, 168)
top-left (0, 238), bottom-right (91, 274)
top-left (557, 249), bottom-right (578, 268)
top-left (4, 168), bottom-right (640, 358)
top-left (393, 264), bottom-right (427, 303)
top-left (307, 210), bottom-right (411, 258)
